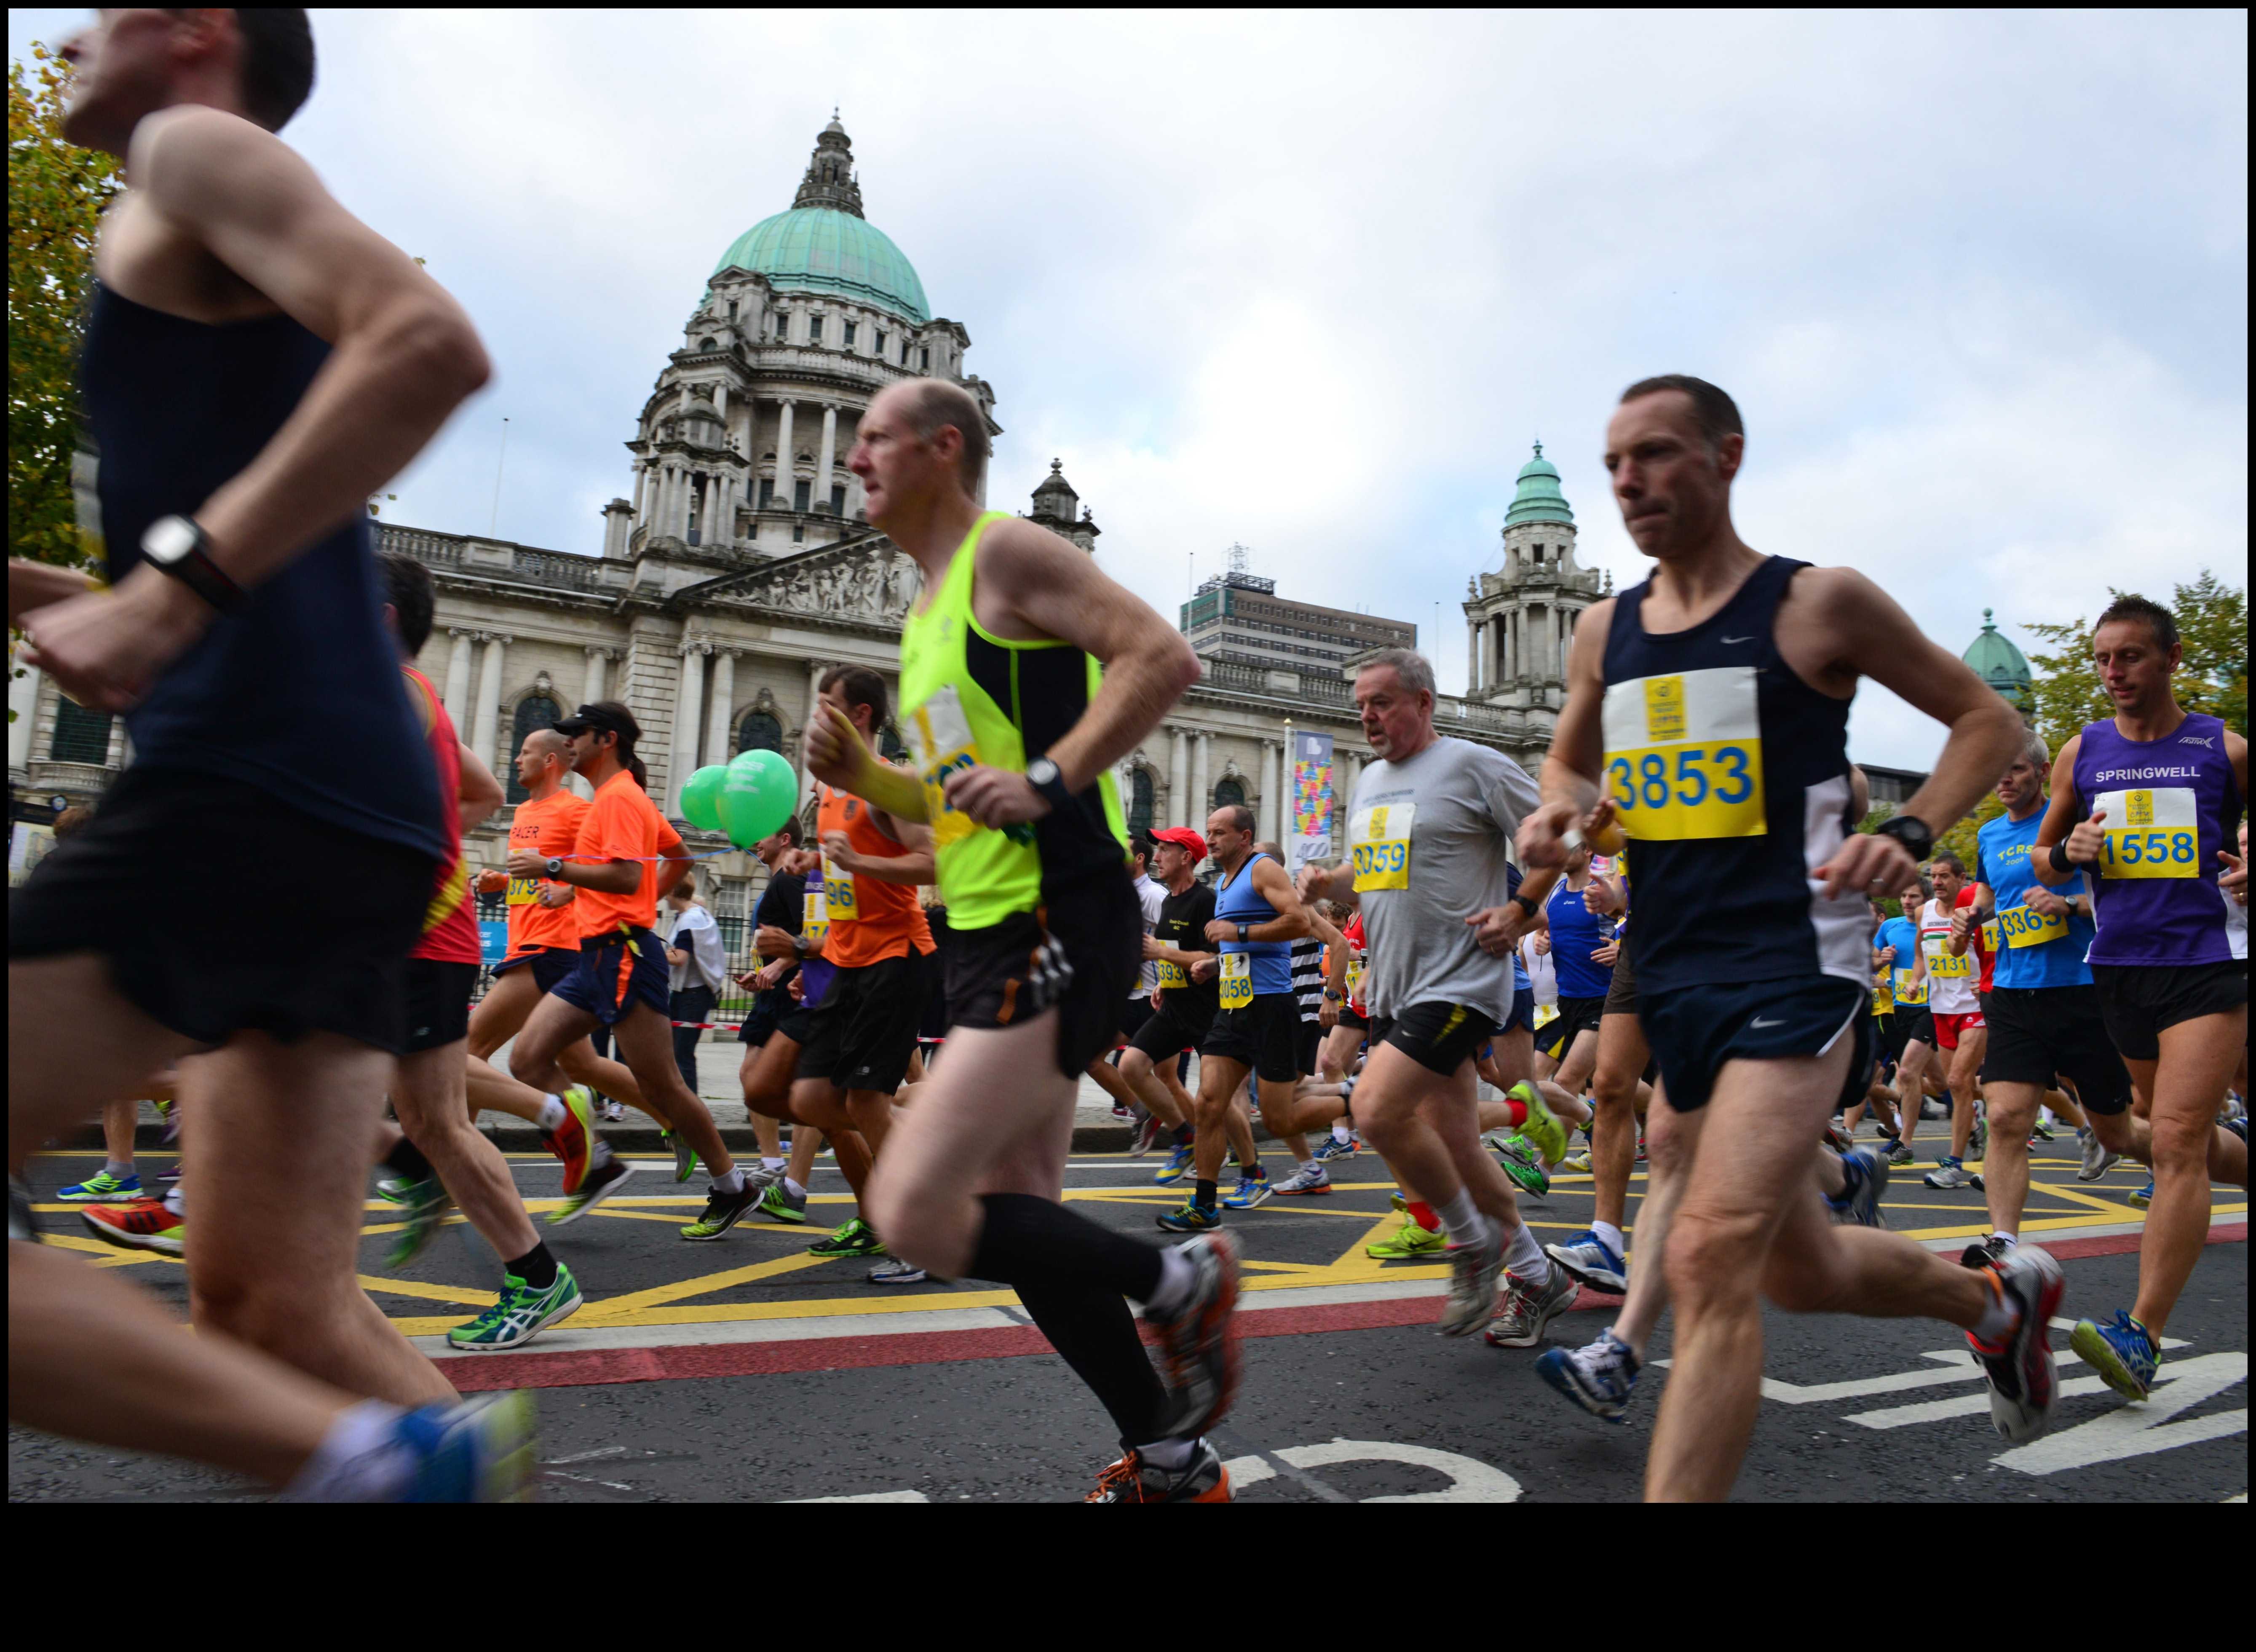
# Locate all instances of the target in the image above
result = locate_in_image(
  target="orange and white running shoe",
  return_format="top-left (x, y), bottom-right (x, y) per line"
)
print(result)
top-left (80, 1200), bottom-right (184, 1256)
top-left (1086, 1441), bottom-right (1233, 1503)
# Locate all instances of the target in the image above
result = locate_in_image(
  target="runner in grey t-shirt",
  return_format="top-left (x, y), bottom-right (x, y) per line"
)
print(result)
top-left (1298, 650), bottom-right (1574, 1345)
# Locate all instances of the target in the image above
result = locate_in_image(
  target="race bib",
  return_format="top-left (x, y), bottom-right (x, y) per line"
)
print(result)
top-left (803, 882), bottom-right (829, 948)
top-left (1350, 803), bottom-right (1414, 892)
top-left (1981, 918), bottom-right (2001, 953)
top-left (506, 876), bottom-right (540, 907)
top-left (1892, 967), bottom-right (1927, 1005)
top-left (1600, 667), bottom-right (1766, 841)
top-left (1344, 958), bottom-right (1365, 1001)
top-left (1872, 983), bottom-right (1894, 1016)
top-left (1155, 945), bottom-right (1188, 990)
top-left (2092, 787), bottom-right (2199, 880)
top-left (822, 853), bottom-right (859, 925)
top-left (1219, 952), bottom-right (1253, 1010)
top-left (1998, 902), bottom-right (2066, 948)
top-left (1533, 1003), bottom-right (1559, 1030)
top-left (904, 684), bottom-right (983, 849)
top-left (1926, 939), bottom-right (1973, 979)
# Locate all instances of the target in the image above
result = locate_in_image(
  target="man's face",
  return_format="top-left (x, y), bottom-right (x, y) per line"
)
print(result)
top-left (59, 9), bottom-right (195, 152)
top-left (847, 386), bottom-right (950, 532)
top-left (1995, 754), bottom-right (2045, 812)
top-left (567, 728), bottom-right (610, 774)
top-left (1355, 665), bottom-right (1429, 758)
top-left (515, 732), bottom-right (559, 790)
top-left (1603, 391), bottom-right (1741, 560)
top-left (1929, 862), bottom-right (1962, 902)
top-left (1152, 840), bottom-right (1189, 884)
top-left (819, 682), bottom-right (874, 738)
top-left (753, 829), bottom-right (792, 866)
top-left (1205, 810), bottom-right (1247, 866)
top-left (2093, 619), bottom-right (2179, 712)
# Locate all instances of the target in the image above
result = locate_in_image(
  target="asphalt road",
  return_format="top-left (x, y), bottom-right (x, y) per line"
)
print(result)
top-left (11, 1128), bottom-right (2246, 1502)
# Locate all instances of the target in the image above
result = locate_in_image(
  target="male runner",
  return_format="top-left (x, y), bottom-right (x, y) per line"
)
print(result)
top-left (1536, 844), bottom-right (1612, 1084)
top-left (810, 378), bottom-right (1237, 1502)
top-left (10, 6), bottom-right (526, 1490)
top-left (1124, 829), bottom-right (1245, 1174)
top-left (1873, 886), bottom-right (1930, 1164)
top-left (1919, 853), bottom-right (1990, 1188)
top-left (2036, 594), bottom-right (2248, 1397)
top-left (1521, 375), bottom-right (2053, 1499)
top-left (1299, 650), bottom-right (1572, 1343)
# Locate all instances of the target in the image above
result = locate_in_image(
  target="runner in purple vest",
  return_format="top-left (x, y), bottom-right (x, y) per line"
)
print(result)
top-left (2036, 594), bottom-right (2248, 1400)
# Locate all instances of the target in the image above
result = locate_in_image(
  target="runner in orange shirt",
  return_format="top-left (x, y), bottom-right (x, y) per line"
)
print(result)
top-left (506, 701), bottom-right (757, 1239)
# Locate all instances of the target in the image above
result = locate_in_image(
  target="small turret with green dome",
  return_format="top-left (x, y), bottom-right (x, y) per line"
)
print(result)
top-left (1964, 609), bottom-right (2034, 716)
top-left (1505, 442), bottom-right (1576, 529)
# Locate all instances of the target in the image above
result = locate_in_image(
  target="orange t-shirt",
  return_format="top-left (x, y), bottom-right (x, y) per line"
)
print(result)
top-left (505, 788), bottom-right (591, 957)
top-left (571, 768), bottom-right (684, 939)
top-left (816, 782), bottom-right (934, 969)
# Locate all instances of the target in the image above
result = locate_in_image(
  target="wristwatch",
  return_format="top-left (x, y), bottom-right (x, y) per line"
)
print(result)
top-left (1025, 755), bottom-right (1073, 814)
top-left (1236, 923), bottom-right (1250, 942)
top-left (1874, 814), bottom-right (1935, 863)
top-left (544, 857), bottom-right (565, 878)
top-left (1509, 893), bottom-right (1541, 918)
top-left (140, 515), bottom-right (248, 614)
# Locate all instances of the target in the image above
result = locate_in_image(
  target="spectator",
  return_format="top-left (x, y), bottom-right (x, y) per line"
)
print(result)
top-left (664, 876), bottom-right (726, 1101)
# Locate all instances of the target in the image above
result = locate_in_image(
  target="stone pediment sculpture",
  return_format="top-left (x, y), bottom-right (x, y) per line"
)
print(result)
top-left (688, 532), bottom-right (923, 628)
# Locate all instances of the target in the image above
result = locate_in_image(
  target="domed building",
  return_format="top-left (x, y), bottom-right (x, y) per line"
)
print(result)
top-left (1460, 442), bottom-right (1611, 744)
top-left (1964, 608), bottom-right (2035, 718)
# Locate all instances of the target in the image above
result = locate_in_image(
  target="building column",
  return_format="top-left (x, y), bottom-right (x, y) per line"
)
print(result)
top-left (7, 662), bottom-right (39, 768)
top-left (630, 461), bottom-right (647, 526)
top-left (470, 633), bottom-right (508, 770)
top-left (443, 627), bottom-right (476, 730)
top-left (1467, 616), bottom-right (1482, 694)
top-left (816, 404), bottom-right (838, 512)
top-left (803, 659), bottom-right (827, 801)
top-left (1344, 750), bottom-right (1364, 817)
top-left (582, 645), bottom-right (609, 707)
top-left (705, 648), bottom-right (737, 769)
top-left (670, 642), bottom-right (707, 814)
top-left (1191, 731), bottom-right (1212, 824)
top-left (1168, 726), bottom-right (1188, 827)
top-left (1267, 739), bottom-right (1286, 840)
top-left (774, 402), bottom-right (796, 505)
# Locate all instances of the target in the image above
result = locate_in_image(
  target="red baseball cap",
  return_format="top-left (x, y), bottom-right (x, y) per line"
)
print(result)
top-left (1150, 826), bottom-right (1208, 865)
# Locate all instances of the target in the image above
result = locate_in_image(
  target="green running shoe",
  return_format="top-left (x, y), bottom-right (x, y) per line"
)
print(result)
top-left (1508, 1082), bottom-right (1568, 1166)
top-left (385, 1180), bottom-right (455, 1269)
top-left (446, 1265), bottom-right (583, 1350)
top-left (55, 1169), bottom-right (144, 1203)
top-left (548, 1155), bottom-right (635, 1226)
top-left (375, 1173), bottom-right (417, 1205)
top-left (680, 1177), bottom-right (765, 1240)
top-left (808, 1217), bottom-right (886, 1258)
top-left (1156, 1200), bottom-right (1220, 1233)
top-left (1366, 1216), bottom-right (1447, 1260)
top-left (1493, 1133), bottom-right (1552, 1199)
top-left (661, 1129), bottom-right (698, 1183)
top-left (751, 1179), bottom-right (808, 1224)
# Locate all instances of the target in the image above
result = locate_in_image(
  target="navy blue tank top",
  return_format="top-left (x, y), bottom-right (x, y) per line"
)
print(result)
top-left (1598, 555), bottom-right (1866, 996)
top-left (81, 286), bottom-right (444, 860)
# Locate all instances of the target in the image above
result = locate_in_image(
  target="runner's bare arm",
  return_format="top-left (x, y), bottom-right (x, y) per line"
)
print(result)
top-left (2031, 734), bottom-right (2086, 885)
top-left (1523, 599), bottom-right (1615, 869)
top-left (8, 561), bottom-right (95, 627)
top-left (1204, 856), bottom-right (1310, 944)
top-left (806, 699), bottom-right (925, 822)
top-left (652, 846), bottom-right (695, 902)
top-left (1296, 861), bottom-right (1357, 907)
top-left (456, 743), bottom-right (503, 835)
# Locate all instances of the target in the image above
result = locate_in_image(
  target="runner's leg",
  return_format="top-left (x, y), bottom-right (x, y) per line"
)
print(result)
top-left (1611, 1079), bottom-right (1684, 1356)
top-left (2126, 1012), bottom-right (2250, 1336)
top-left (1589, 1013), bottom-right (1649, 1234)
top-left (1982, 1080), bottom-right (2042, 1239)
top-left (393, 1040), bottom-right (541, 1267)
top-left (9, 956), bottom-right (194, 1164)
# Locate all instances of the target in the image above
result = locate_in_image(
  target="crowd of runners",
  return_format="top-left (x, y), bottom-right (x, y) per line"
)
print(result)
top-left (7, 10), bottom-right (2247, 1502)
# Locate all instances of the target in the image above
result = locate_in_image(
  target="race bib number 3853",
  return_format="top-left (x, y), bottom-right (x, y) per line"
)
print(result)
top-left (1600, 667), bottom-right (1766, 841)
top-left (1350, 803), bottom-right (1415, 892)
top-left (2092, 787), bottom-right (2199, 880)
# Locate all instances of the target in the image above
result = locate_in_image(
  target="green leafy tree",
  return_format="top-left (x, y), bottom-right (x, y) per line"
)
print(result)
top-left (2024, 570), bottom-right (2248, 754)
top-left (10, 43), bottom-right (120, 572)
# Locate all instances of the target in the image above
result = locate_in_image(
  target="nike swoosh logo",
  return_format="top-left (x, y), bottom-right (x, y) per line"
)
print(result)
top-left (1750, 1015), bottom-right (1784, 1028)
top-left (1721, 635), bottom-right (1755, 645)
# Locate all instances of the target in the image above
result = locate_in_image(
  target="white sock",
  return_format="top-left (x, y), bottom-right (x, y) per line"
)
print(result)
top-left (1503, 1218), bottom-right (1550, 1283)
top-left (103, 1159), bottom-right (134, 1178)
top-left (784, 1177), bottom-right (806, 1200)
top-left (762, 1157), bottom-right (786, 1172)
top-left (1145, 1244), bottom-right (1195, 1315)
top-left (163, 1183), bottom-right (185, 1218)
top-left (713, 1166), bottom-right (746, 1194)
top-left (1332, 1122), bottom-right (1353, 1143)
top-left (281, 1400), bottom-right (413, 1501)
top-left (536, 1095), bottom-right (567, 1131)
top-left (1434, 1189), bottom-right (1488, 1248)
top-left (1592, 1220), bottom-right (1625, 1257)
top-left (1135, 1433), bottom-right (1198, 1470)
top-left (1994, 1230), bottom-right (2017, 1247)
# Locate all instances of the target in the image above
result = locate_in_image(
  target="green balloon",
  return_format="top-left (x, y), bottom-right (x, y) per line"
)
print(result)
top-left (718, 748), bottom-right (798, 848)
top-left (679, 765), bottom-right (730, 832)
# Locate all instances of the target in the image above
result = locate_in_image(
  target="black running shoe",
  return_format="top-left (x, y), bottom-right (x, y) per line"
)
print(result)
top-left (1085, 1439), bottom-right (1232, 1502)
top-left (680, 1175), bottom-right (763, 1241)
top-left (547, 1156), bottom-right (635, 1228)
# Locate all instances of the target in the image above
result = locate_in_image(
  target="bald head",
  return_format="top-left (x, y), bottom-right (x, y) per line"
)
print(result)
top-left (887, 378), bottom-right (989, 495)
top-left (515, 725), bottom-right (573, 794)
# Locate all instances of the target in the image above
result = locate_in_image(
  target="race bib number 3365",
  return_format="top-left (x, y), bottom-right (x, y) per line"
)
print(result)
top-left (1600, 667), bottom-right (1766, 842)
top-left (1350, 803), bottom-right (1414, 892)
top-left (2092, 787), bottom-right (2199, 880)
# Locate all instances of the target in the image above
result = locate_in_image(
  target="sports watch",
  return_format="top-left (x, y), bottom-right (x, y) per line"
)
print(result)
top-left (140, 515), bottom-right (248, 614)
top-left (1874, 814), bottom-right (1934, 863)
top-left (544, 857), bottom-right (565, 878)
top-left (1025, 755), bottom-right (1073, 814)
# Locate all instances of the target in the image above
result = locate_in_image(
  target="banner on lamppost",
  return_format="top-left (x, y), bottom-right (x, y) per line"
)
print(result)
top-left (1289, 729), bottom-right (1336, 871)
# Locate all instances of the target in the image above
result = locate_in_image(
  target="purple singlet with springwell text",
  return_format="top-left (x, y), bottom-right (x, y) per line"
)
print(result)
top-left (2071, 711), bottom-right (2242, 966)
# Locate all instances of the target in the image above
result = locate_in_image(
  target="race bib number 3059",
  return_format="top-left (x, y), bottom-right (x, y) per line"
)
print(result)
top-left (1349, 803), bottom-right (1415, 892)
top-left (905, 685), bottom-right (983, 849)
top-left (2092, 787), bottom-right (2199, 880)
top-left (1600, 667), bottom-right (1766, 841)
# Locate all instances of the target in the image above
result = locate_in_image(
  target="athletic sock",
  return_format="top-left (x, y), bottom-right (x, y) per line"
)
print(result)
top-left (712, 1166), bottom-right (746, 1195)
top-left (282, 1400), bottom-right (413, 1502)
top-left (1493, 1095), bottom-right (1528, 1130)
top-left (102, 1159), bottom-right (133, 1178)
top-left (1503, 1219), bottom-right (1549, 1283)
top-left (163, 1183), bottom-right (185, 1218)
top-left (1172, 1123), bottom-right (1194, 1149)
top-left (1332, 1122), bottom-right (1354, 1144)
top-left (505, 1241), bottom-right (559, 1291)
top-left (535, 1095), bottom-right (567, 1131)
top-left (1434, 1189), bottom-right (1487, 1248)
top-left (1592, 1220), bottom-right (1625, 1257)
top-left (762, 1157), bottom-right (786, 1173)
top-left (1408, 1200), bottom-right (1439, 1232)
top-left (1145, 1245), bottom-right (1196, 1316)
top-left (1014, 1280), bottom-right (1167, 1444)
top-left (1992, 1230), bottom-right (2017, 1247)
top-left (970, 1191), bottom-right (1164, 1303)
top-left (784, 1177), bottom-right (806, 1200)
top-left (1135, 1433), bottom-right (1199, 1470)
top-left (384, 1138), bottom-right (435, 1186)
top-left (1970, 1272), bottom-right (2018, 1344)
top-left (1194, 1178), bottom-right (1218, 1210)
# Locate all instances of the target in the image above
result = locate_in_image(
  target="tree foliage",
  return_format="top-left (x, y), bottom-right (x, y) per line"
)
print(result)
top-left (9, 44), bottom-right (120, 570)
top-left (2023, 570), bottom-right (2248, 753)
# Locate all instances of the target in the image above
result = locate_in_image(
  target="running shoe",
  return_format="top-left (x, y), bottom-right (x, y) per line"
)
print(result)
top-left (446, 1266), bottom-right (583, 1351)
top-left (751, 1179), bottom-right (808, 1224)
top-left (1311, 1133), bottom-right (1357, 1164)
top-left (680, 1177), bottom-right (765, 1241)
top-left (547, 1155), bottom-right (635, 1226)
top-left (1086, 1440), bottom-right (1232, 1504)
top-left (1922, 1157), bottom-right (1975, 1190)
top-left (1545, 1229), bottom-right (1628, 1294)
top-left (1438, 1219), bottom-right (1504, 1338)
top-left (1558, 1149), bottom-right (1593, 1174)
top-left (2029, 1117), bottom-right (2056, 1143)
top-left (1828, 1146), bottom-right (1889, 1229)
top-left (1389, 1189), bottom-right (1410, 1213)
top-left (1222, 1168), bottom-right (1271, 1209)
top-left (154, 1096), bottom-right (181, 1145)
top-left (598, 1098), bottom-right (626, 1124)
top-left (1156, 1199), bottom-right (1220, 1233)
top-left (392, 1392), bottom-right (538, 1503)
top-left (808, 1217), bottom-right (886, 1258)
top-left (1506, 1081), bottom-right (1568, 1165)
top-left (1485, 1261), bottom-right (1578, 1348)
top-left (1491, 1133), bottom-right (1551, 1200)
top-left (1885, 1139), bottom-right (1916, 1167)
top-left (79, 1200), bottom-right (184, 1256)
top-left (661, 1129), bottom-right (699, 1184)
top-left (2070, 1309), bottom-right (2158, 1401)
top-left (1366, 1216), bottom-right (1446, 1260)
top-left (1969, 1113), bottom-right (1988, 1164)
top-left (1823, 1119), bottom-right (1856, 1154)
top-left (55, 1169), bottom-right (144, 1203)
top-left (1111, 1103), bottom-right (1135, 1122)
top-left (1129, 1111), bottom-right (1164, 1158)
top-left (2127, 1180), bottom-right (2153, 1208)
top-left (1960, 1233), bottom-right (2015, 1270)
top-left (867, 1257), bottom-right (929, 1285)
top-left (1270, 1163), bottom-right (1332, 1196)
top-left (543, 1087), bottom-right (597, 1196)
top-left (1144, 1232), bottom-right (1241, 1438)
top-left (158, 1161), bottom-right (184, 1183)
top-left (1153, 1141), bottom-right (1195, 1186)
top-left (385, 1180), bottom-right (455, 1269)
top-left (1535, 1328), bottom-right (1640, 1421)
top-left (375, 1171), bottom-right (416, 1204)
top-left (1635, 1135), bottom-right (1647, 1163)
top-left (1969, 1244), bottom-right (2065, 1440)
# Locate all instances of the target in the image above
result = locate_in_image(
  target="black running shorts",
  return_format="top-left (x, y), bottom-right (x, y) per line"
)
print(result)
top-left (2088, 961), bottom-right (2247, 1064)
top-left (1887, 1004), bottom-right (1934, 1059)
top-left (1295, 1018), bottom-right (1324, 1078)
top-left (1118, 993), bottom-right (1155, 1044)
top-left (1540, 994), bottom-right (1606, 1062)
top-left (1983, 983), bottom-right (2134, 1114)
top-left (495, 945), bottom-right (578, 995)
top-left (10, 766), bottom-right (431, 1053)
top-left (1370, 1000), bottom-right (1501, 1078)
top-left (797, 947), bottom-right (938, 1095)
top-left (1642, 975), bottom-right (1872, 1115)
top-left (945, 874), bottom-right (1142, 1078)
top-left (401, 958), bottom-right (478, 1055)
top-left (1202, 991), bottom-right (1302, 1084)
top-left (1131, 996), bottom-right (1212, 1061)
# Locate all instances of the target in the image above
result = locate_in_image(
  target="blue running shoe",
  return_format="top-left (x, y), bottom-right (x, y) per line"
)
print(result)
top-left (2128, 1179), bottom-right (2153, 1208)
top-left (1222, 1168), bottom-right (1271, 1209)
top-left (1156, 1200), bottom-right (1220, 1233)
top-left (2070, 1310), bottom-right (2158, 1402)
top-left (396, 1391), bottom-right (538, 1502)
top-left (1154, 1141), bottom-right (1195, 1186)
top-left (1544, 1229), bottom-right (1627, 1294)
top-left (55, 1170), bottom-right (143, 1203)
top-left (1827, 1146), bottom-right (1890, 1229)
top-left (1311, 1134), bottom-right (1357, 1163)
top-left (1535, 1328), bottom-right (1640, 1422)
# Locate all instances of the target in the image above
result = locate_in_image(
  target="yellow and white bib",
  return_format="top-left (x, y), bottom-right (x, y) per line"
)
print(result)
top-left (904, 683), bottom-right (984, 851)
top-left (1219, 951), bottom-right (1253, 1010)
top-left (1349, 803), bottom-right (1415, 892)
top-left (1997, 902), bottom-right (2067, 948)
top-left (1599, 667), bottom-right (1766, 841)
top-left (2092, 786), bottom-right (2200, 879)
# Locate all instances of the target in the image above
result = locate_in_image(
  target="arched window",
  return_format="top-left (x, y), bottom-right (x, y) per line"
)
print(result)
top-left (878, 723), bottom-right (908, 762)
top-left (1212, 777), bottom-right (1246, 812)
top-left (49, 697), bottom-right (113, 766)
top-left (506, 695), bottom-right (560, 803)
top-left (737, 709), bottom-right (784, 757)
top-left (1127, 768), bottom-right (1155, 833)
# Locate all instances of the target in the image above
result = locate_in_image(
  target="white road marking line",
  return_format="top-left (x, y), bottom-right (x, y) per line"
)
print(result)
top-left (1993, 1354), bottom-right (2247, 1475)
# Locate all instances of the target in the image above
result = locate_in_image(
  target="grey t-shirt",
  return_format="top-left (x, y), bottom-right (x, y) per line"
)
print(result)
top-left (1349, 735), bottom-right (1539, 1025)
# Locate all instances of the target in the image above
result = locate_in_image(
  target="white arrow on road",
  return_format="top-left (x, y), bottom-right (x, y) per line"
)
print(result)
top-left (1990, 1352), bottom-right (2247, 1475)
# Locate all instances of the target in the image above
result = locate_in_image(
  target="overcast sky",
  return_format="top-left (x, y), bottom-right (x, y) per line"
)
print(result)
top-left (11, 8), bottom-right (2247, 768)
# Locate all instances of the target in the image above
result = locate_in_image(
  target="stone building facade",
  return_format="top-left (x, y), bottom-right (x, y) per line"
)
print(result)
top-left (1461, 443), bottom-right (1611, 745)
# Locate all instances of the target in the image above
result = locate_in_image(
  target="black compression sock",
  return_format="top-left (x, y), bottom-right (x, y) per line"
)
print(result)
top-left (504, 1240), bottom-right (559, 1290)
top-left (384, 1138), bottom-right (434, 1184)
top-left (1172, 1123), bottom-right (1193, 1148)
top-left (1015, 1282), bottom-right (1168, 1445)
top-left (1195, 1179), bottom-right (1218, 1210)
top-left (969, 1192), bottom-right (1164, 1301)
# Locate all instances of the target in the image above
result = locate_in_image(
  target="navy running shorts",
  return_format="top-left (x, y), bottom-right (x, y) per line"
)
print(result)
top-left (1641, 975), bottom-right (1872, 1115)
top-left (552, 925), bottom-right (671, 1027)
top-left (495, 945), bottom-right (578, 995)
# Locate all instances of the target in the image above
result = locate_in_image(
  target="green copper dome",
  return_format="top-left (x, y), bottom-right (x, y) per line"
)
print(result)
top-left (1964, 609), bottom-right (2033, 710)
top-left (1506, 442), bottom-right (1575, 528)
top-left (713, 208), bottom-right (930, 324)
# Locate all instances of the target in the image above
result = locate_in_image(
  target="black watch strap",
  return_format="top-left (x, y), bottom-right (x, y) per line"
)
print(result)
top-left (1026, 755), bottom-right (1074, 814)
top-left (1875, 814), bottom-right (1935, 862)
top-left (142, 515), bottom-right (249, 614)
top-left (1510, 893), bottom-right (1541, 916)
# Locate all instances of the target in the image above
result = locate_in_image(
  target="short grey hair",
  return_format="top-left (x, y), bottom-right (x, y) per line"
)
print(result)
top-left (2015, 726), bottom-right (2051, 771)
top-left (1357, 648), bottom-right (1435, 700)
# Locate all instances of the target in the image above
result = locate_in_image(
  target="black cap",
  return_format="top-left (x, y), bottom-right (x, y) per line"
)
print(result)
top-left (553, 701), bottom-right (637, 740)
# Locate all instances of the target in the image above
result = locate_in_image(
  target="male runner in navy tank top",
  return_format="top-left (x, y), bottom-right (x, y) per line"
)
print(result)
top-left (1521, 375), bottom-right (2050, 1500)
top-left (10, 8), bottom-right (529, 1497)
top-left (2036, 594), bottom-right (2248, 1399)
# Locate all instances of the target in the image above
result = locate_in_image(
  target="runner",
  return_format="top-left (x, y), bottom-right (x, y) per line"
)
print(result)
top-left (1873, 886), bottom-right (1930, 1165)
top-left (1520, 375), bottom-right (2054, 1499)
top-left (10, 5), bottom-right (527, 1493)
top-left (736, 842), bottom-right (848, 1226)
top-left (505, 702), bottom-right (757, 1239)
top-left (662, 877), bottom-right (728, 1098)
top-left (2035, 593), bottom-right (2248, 1398)
top-left (810, 378), bottom-right (1237, 1502)
top-left (1918, 853), bottom-right (1991, 1188)
top-left (1122, 828), bottom-right (1255, 1178)
top-left (1298, 648), bottom-right (1574, 1346)
top-left (1535, 843), bottom-right (1612, 1089)
top-left (731, 817), bottom-right (808, 1181)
